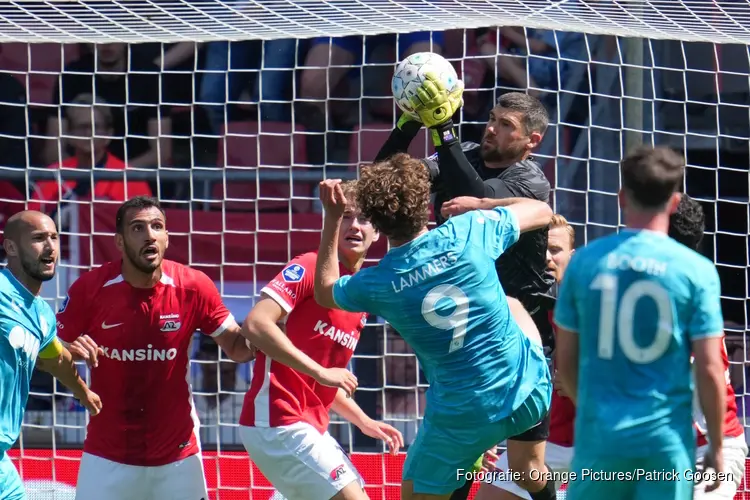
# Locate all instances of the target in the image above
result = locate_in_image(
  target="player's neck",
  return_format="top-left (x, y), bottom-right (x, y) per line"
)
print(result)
top-left (339, 252), bottom-right (365, 273)
top-left (484, 152), bottom-right (530, 170)
top-left (625, 211), bottom-right (671, 234)
top-left (388, 227), bottom-right (429, 249)
top-left (121, 260), bottom-right (162, 288)
top-left (6, 263), bottom-right (42, 296)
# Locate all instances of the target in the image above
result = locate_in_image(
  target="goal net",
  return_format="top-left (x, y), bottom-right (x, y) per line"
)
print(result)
top-left (3, 1), bottom-right (749, 499)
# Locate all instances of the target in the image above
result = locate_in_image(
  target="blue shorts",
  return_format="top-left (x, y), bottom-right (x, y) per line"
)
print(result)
top-left (311, 32), bottom-right (444, 64)
top-left (402, 379), bottom-right (552, 496)
top-left (0, 451), bottom-right (24, 500)
top-left (567, 447), bottom-right (694, 500)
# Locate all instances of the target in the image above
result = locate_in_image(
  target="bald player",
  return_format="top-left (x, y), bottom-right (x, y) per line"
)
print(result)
top-left (0, 211), bottom-right (101, 500)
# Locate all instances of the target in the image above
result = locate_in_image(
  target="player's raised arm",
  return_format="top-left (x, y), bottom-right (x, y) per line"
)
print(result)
top-left (441, 196), bottom-right (552, 234)
top-left (314, 179), bottom-right (349, 310)
top-left (36, 337), bottom-right (102, 415)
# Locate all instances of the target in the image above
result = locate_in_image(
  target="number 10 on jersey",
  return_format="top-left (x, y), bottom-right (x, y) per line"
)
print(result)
top-left (591, 273), bottom-right (674, 364)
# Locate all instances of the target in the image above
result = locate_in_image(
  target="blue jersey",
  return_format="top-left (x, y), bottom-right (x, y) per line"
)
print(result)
top-left (554, 229), bottom-right (724, 458)
top-left (333, 207), bottom-right (549, 426)
top-left (0, 268), bottom-right (57, 453)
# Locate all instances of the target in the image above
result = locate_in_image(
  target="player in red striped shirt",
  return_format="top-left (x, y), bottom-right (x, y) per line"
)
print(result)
top-left (57, 196), bottom-right (258, 500)
top-left (239, 181), bottom-right (404, 500)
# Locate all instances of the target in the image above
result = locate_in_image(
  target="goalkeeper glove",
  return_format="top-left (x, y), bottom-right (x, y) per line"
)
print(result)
top-left (408, 72), bottom-right (464, 127)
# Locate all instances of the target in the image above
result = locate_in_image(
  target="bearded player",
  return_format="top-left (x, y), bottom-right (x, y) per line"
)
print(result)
top-left (57, 196), bottom-right (324, 500)
top-left (314, 155), bottom-right (553, 500)
top-left (239, 181), bottom-right (403, 500)
top-left (0, 211), bottom-right (101, 500)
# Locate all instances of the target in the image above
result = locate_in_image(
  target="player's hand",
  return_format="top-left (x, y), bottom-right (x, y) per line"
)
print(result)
top-left (318, 179), bottom-right (347, 219)
top-left (314, 367), bottom-right (358, 397)
top-left (440, 196), bottom-right (484, 218)
top-left (553, 370), bottom-right (569, 398)
top-left (481, 446), bottom-right (499, 472)
top-left (408, 72), bottom-right (464, 128)
top-left (358, 419), bottom-right (404, 455)
top-left (67, 335), bottom-right (103, 368)
top-left (78, 389), bottom-right (103, 417)
top-left (701, 445), bottom-right (724, 493)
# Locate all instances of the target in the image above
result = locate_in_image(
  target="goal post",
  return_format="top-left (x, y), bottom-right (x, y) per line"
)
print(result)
top-left (1, 1), bottom-right (748, 499)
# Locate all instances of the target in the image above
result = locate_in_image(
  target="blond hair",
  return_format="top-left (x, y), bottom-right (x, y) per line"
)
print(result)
top-left (549, 214), bottom-right (575, 248)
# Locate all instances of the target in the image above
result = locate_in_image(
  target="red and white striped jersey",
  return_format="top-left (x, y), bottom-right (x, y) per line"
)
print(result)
top-left (239, 252), bottom-right (367, 434)
top-left (57, 260), bottom-right (234, 466)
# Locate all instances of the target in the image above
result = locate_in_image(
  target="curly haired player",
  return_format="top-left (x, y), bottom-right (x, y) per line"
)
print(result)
top-left (378, 76), bottom-right (558, 500)
top-left (313, 153), bottom-right (553, 500)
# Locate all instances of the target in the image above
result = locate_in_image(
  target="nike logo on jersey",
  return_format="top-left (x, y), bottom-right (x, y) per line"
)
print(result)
top-left (101, 321), bottom-right (124, 330)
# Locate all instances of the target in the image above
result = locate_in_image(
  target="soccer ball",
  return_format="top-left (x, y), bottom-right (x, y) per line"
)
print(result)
top-left (391, 52), bottom-right (459, 122)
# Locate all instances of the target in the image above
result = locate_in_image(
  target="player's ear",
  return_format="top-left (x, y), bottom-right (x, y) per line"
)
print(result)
top-left (372, 231), bottom-right (380, 243)
top-left (617, 189), bottom-right (627, 211)
top-left (527, 131), bottom-right (543, 150)
top-left (114, 232), bottom-right (124, 253)
top-left (3, 238), bottom-right (17, 257)
top-left (668, 192), bottom-right (681, 214)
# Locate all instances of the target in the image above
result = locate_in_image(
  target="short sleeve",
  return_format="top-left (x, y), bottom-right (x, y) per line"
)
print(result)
top-left (194, 271), bottom-right (235, 338)
top-left (553, 253), bottom-right (581, 333)
top-left (688, 264), bottom-right (724, 341)
top-left (55, 276), bottom-right (91, 343)
top-left (38, 307), bottom-right (58, 352)
top-left (457, 206), bottom-right (520, 260)
top-left (260, 255), bottom-right (315, 313)
top-left (332, 274), bottom-right (370, 314)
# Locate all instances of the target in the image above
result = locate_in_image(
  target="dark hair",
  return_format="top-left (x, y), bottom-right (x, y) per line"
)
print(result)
top-left (115, 196), bottom-right (165, 234)
top-left (620, 146), bottom-right (684, 210)
top-left (356, 153), bottom-right (430, 242)
top-left (669, 194), bottom-right (704, 251)
top-left (495, 92), bottom-right (549, 136)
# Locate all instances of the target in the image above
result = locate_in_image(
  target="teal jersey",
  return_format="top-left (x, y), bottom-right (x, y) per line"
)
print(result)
top-left (333, 207), bottom-right (549, 426)
top-left (554, 230), bottom-right (724, 458)
top-left (0, 268), bottom-right (57, 453)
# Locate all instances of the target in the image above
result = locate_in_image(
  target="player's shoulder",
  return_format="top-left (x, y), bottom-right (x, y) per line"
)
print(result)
top-left (161, 259), bottom-right (216, 290)
top-left (663, 239), bottom-right (717, 277)
top-left (70, 261), bottom-right (123, 294)
top-left (277, 252), bottom-right (317, 284)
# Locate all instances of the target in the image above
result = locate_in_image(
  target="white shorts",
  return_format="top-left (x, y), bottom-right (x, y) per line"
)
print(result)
top-left (75, 452), bottom-right (208, 500)
top-left (239, 421), bottom-right (365, 500)
top-left (694, 435), bottom-right (748, 500)
top-left (489, 442), bottom-right (573, 499)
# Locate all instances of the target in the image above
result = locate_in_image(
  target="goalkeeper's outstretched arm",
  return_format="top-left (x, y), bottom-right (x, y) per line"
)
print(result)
top-left (373, 115), bottom-right (423, 163)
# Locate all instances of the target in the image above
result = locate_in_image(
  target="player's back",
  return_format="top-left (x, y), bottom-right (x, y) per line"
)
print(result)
top-left (338, 208), bottom-right (549, 426)
top-left (0, 268), bottom-right (55, 452)
top-left (561, 230), bottom-right (721, 458)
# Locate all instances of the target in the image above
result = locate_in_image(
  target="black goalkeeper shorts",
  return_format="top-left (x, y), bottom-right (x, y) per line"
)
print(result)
top-left (509, 410), bottom-right (551, 442)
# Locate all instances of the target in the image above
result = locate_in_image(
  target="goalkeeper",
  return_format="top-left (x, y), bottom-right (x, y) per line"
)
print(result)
top-left (374, 77), bottom-right (556, 500)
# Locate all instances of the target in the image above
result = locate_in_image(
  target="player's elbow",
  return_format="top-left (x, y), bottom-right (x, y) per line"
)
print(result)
top-left (515, 199), bottom-right (553, 233)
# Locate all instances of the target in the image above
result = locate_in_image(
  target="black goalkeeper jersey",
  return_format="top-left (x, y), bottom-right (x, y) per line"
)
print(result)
top-left (425, 141), bottom-right (555, 303)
